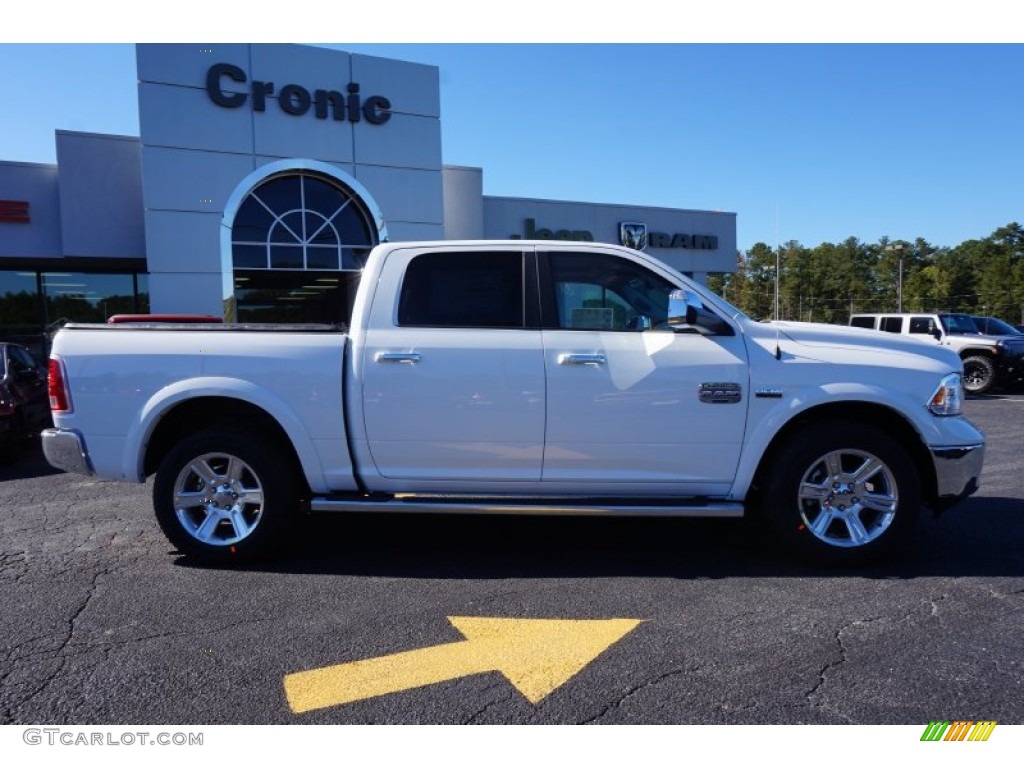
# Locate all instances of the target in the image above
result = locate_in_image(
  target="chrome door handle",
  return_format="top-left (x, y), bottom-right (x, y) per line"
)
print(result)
top-left (557, 353), bottom-right (606, 366)
top-left (375, 352), bottom-right (422, 364)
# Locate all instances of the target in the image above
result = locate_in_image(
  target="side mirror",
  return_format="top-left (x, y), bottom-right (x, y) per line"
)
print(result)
top-left (931, 328), bottom-right (942, 341)
top-left (667, 289), bottom-right (702, 327)
top-left (666, 289), bottom-right (733, 336)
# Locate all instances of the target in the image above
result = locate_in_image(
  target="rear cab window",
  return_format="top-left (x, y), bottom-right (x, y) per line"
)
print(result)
top-left (397, 251), bottom-right (527, 328)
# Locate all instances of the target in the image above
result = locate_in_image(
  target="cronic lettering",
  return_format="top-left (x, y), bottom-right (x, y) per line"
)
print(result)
top-left (204, 64), bottom-right (391, 125)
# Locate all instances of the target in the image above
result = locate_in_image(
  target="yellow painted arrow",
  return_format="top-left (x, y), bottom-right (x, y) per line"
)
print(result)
top-left (284, 616), bottom-right (644, 714)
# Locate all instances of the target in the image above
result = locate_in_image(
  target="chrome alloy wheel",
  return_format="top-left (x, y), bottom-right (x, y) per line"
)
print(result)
top-left (796, 448), bottom-right (898, 548)
top-left (172, 452), bottom-right (265, 546)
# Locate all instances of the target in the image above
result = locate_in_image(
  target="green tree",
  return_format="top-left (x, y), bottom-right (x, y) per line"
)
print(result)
top-left (719, 221), bottom-right (1024, 326)
top-left (736, 242), bottom-right (777, 320)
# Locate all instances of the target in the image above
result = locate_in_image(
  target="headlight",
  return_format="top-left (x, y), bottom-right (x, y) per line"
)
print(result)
top-left (928, 373), bottom-right (963, 416)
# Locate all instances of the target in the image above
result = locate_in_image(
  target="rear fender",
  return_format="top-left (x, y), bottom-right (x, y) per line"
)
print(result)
top-left (123, 376), bottom-right (349, 493)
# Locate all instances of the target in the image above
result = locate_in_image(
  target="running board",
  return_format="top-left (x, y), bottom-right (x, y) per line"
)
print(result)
top-left (309, 496), bottom-right (744, 518)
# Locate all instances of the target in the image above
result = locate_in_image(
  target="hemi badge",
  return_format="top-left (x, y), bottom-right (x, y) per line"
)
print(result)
top-left (755, 388), bottom-right (784, 399)
top-left (698, 382), bottom-right (742, 404)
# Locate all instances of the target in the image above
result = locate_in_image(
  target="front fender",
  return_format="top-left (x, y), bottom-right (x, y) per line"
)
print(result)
top-left (729, 382), bottom-right (943, 500)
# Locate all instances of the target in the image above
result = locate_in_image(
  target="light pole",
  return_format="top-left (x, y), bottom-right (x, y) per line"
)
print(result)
top-left (886, 243), bottom-right (905, 312)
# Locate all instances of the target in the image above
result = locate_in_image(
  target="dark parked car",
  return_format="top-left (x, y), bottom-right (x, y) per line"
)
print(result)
top-left (972, 316), bottom-right (1024, 336)
top-left (0, 342), bottom-right (51, 458)
top-left (968, 317), bottom-right (1024, 391)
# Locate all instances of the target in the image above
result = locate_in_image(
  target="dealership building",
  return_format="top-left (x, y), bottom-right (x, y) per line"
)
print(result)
top-left (0, 43), bottom-right (736, 353)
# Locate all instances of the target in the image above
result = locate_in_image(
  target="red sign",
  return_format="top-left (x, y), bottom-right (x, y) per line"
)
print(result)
top-left (0, 200), bottom-right (29, 223)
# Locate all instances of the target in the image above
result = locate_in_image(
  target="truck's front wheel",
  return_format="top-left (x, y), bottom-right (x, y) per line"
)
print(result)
top-left (153, 429), bottom-right (299, 564)
top-left (760, 422), bottom-right (921, 566)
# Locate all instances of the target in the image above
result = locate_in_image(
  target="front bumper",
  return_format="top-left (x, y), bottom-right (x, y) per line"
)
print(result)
top-left (929, 442), bottom-right (984, 511)
top-left (41, 428), bottom-right (94, 476)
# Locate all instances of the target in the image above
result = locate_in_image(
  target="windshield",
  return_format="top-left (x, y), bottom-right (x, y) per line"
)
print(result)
top-left (974, 316), bottom-right (1021, 335)
top-left (939, 314), bottom-right (981, 335)
top-left (703, 286), bottom-right (749, 321)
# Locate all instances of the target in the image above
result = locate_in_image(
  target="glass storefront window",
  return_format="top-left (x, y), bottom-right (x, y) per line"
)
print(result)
top-left (42, 272), bottom-right (140, 325)
top-left (0, 271), bottom-right (40, 336)
top-left (234, 270), bottom-right (359, 325)
top-left (0, 270), bottom-right (148, 359)
top-left (0, 271), bottom-right (45, 361)
top-left (136, 274), bottom-right (150, 314)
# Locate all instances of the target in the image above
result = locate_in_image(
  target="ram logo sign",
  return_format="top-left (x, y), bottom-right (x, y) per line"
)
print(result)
top-left (619, 222), bottom-right (718, 251)
top-left (619, 222), bottom-right (647, 251)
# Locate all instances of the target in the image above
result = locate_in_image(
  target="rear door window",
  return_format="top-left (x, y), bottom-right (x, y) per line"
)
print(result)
top-left (397, 251), bottom-right (525, 328)
top-left (879, 316), bottom-right (903, 333)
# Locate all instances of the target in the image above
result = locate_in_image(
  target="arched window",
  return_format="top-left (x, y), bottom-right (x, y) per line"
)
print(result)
top-left (231, 172), bottom-right (377, 272)
top-left (227, 170), bottom-right (382, 325)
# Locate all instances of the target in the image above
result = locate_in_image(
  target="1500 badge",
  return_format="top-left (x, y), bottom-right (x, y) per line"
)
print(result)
top-left (698, 382), bottom-right (742, 404)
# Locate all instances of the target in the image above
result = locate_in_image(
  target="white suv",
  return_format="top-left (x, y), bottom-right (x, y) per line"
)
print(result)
top-left (849, 312), bottom-right (1024, 394)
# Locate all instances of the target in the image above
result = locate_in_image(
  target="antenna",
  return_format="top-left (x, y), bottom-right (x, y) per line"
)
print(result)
top-left (774, 203), bottom-right (780, 321)
top-left (774, 203), bottom-right (781, 360)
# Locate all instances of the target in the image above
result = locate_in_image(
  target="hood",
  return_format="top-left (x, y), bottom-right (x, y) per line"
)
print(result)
top-left (947, 331), bottom-right (1014, 346)
top-left (960, 332), bottom-right (1024, 353)
top-left (747, 320), bottom-right (962, 370)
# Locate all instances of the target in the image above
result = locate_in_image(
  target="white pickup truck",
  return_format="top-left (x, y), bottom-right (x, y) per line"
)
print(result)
top-left (42, 241), bottom-right (984, 566)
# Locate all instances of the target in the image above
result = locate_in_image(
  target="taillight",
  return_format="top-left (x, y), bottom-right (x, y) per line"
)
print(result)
top-left (48, 357), bottom-right (73, 413)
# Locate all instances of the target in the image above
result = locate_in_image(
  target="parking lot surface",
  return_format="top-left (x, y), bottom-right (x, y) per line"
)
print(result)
top-left (1, 394), bottom-right (1021, 724)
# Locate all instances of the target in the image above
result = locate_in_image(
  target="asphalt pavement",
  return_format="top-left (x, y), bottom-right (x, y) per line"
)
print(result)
top-left (0, 394), bottom-right (1021, 725)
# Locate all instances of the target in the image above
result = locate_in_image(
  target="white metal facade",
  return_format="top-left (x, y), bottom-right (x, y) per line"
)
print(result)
top-left (0, 43), bottom-right (737, 323)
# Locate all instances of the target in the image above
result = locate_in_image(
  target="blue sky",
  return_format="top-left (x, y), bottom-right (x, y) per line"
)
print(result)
top-left (2, 41), bottom-right (1021, 253)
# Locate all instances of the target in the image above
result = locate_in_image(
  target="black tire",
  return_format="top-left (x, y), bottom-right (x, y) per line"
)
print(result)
top-left (961, 355), bottom-right (996, 395)
top-left (759, 422), bottom-right (921, 566)
top-left (153, 429), bottom-right (299, 564)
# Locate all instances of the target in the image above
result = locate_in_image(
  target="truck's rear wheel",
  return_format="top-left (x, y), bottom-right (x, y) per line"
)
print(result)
top-left (760, 422), bottom-right (920, 566)
top-left (961, 355), bottom-right (995, 395)
top-left (153, 429), bottom-right (298, 564)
